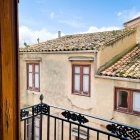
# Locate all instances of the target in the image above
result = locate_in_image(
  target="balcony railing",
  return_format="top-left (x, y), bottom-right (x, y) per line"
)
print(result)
top-left (20, 95), bottom-right (140, 140)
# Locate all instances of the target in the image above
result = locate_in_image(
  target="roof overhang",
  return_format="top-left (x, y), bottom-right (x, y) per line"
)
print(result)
top-left (95, 75), bottom-right (140, 83)
top-left (123, 16), bottom-right (140, 26)
top-left (23, 57), bottom-right (42, 62)
top-left (20, 50), bottom-right (97, 54)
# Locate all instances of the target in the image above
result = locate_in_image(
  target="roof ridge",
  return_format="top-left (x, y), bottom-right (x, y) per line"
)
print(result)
top-left (103, 28), bottom-right (136, 46)
top-left (124, 16), bottom-right (140, 25)
top-left (23, 28), bottom-right (135, 47)
top-left (20, 28), bottom-right (136, 53)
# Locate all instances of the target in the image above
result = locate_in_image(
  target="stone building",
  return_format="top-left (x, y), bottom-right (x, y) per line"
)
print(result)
top-left (20, 17), bottom-right (140, 140)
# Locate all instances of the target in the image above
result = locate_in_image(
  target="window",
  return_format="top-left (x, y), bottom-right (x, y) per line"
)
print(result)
top-left (133, 92), bottom-right (140, 113)
top-left (115, 88), bottom-right (140, 115)
top-left (26, 117), bottom-right (40, 140)
top-left (27, 63), bottom-right (40, 91)
top-left (116, 89), bottom-right (129, 112)
top-left (72, 65), bottom-right (90, 96)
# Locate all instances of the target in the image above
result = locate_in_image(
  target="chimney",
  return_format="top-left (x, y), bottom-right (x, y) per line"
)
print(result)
top-left (58, 31), bottom-right (61, 38)
top-left (37, 38), bottom-right (40, 44)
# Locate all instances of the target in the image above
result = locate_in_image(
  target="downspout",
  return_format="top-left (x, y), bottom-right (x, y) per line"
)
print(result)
top-left (93, 52), bottom-right (98, 76)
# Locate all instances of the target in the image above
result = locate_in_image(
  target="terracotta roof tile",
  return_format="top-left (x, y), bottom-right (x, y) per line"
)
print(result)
top-left (20, 28), bottom-right (136, 52)
top-left (100, 45), bottom-right (140, 79)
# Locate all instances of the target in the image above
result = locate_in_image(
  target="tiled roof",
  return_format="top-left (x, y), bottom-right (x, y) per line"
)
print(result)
top-left (20, 28), bottom-right (136, 52)
top-left (100, 45), bottom-right (140, 79)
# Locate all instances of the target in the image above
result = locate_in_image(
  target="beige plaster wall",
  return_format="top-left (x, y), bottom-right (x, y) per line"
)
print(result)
top-left (20, 52), bottom-right (140, 129)
top-left (94, 78), bottom-right (140, 127)
top-left (20, 52), bottom-right (95, 110)
top-left (136, 26), bottom-right (140, 43)
top-left (20, 52), bottom-right (140, 140)
top-left (124, 18), bottom-right (140, 43)
top-left (20, 52), bottom-right (98, 140)
top-left (97, 32), bottom-right (136, 71)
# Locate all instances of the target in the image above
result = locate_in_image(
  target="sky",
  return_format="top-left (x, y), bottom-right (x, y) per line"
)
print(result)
top-left (19, 0), bottom-right (140, 47)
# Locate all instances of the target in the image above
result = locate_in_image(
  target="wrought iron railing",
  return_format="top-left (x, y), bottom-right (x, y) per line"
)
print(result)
top-left (20, 95), bottom-right (140, 140)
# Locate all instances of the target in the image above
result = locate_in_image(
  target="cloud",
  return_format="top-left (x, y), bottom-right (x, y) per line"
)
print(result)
top-left (133, 12), bottom-right (140, 18)
top-left (58, 19), bottom-right (85, 28)
top-left (19, 26), bottom-right (64, 47)
top-left (19, 25), bottom-right (121, 48)
top-left (85, 26), bottom-right (121, 33)
top-left (117, 12), bottom-right (122, 17)
top-left (117, 8), bottom-right (140, 21)
top-left (50, 12), bottom-right (55, 19)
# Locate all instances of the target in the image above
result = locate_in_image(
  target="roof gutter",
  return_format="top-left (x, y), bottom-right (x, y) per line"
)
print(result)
top-left (20, 50), bottom-right (97, 54)
top-left (95, 75), bottom-right (140, 83)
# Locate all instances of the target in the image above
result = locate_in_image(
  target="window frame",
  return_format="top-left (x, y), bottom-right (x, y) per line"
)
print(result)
top-left (27, 63), bottom-right (40, 92)
top-left (72, 64), bottom-right (91, 97)
top-left (114, 87), bottom-right (140, 115)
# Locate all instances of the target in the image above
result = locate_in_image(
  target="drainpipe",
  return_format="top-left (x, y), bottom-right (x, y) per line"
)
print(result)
top-left (94, 52), bottom-right (98, 75)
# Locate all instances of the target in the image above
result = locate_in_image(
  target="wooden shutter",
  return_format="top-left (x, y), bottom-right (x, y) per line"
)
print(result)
top-left (0, 0), bottom-right (20, 139)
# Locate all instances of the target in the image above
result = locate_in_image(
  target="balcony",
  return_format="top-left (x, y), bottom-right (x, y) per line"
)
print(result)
top-left (20, 95), bottom-right (140, 140)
